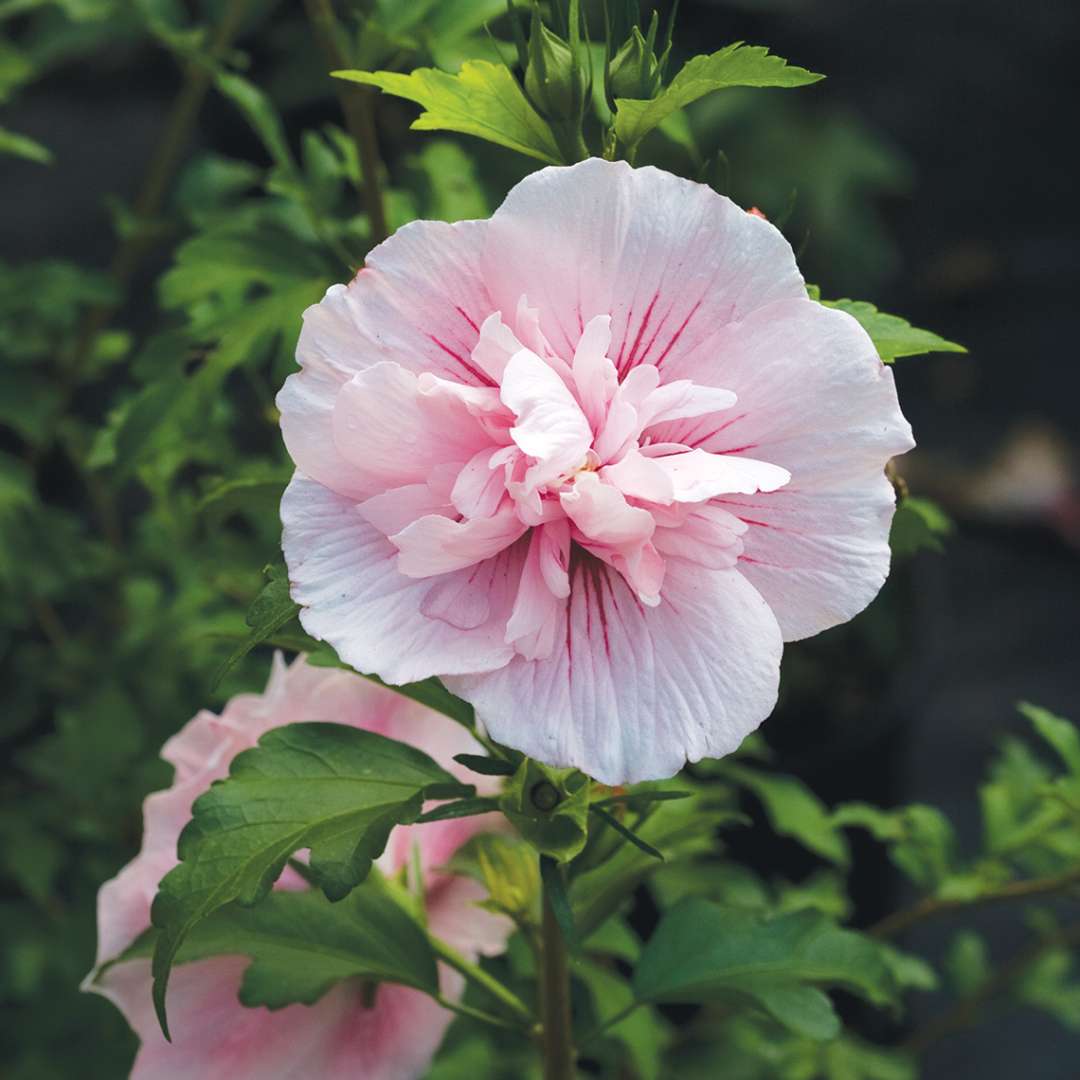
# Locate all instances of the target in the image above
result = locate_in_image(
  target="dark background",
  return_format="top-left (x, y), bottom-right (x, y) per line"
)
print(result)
top-left (2, 0), bottom-right (1078, 1076)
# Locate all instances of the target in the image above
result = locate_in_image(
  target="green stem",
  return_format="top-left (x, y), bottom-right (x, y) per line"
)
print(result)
top-left (540, 863), bottom-right (576, 1080)
top-left (870, 862), bottom-right (1080, 939)
top-left (302, 0), bottom-right (388, 245)
top-left (904, 921), bottom-right (1080, 1055)
top-left (70, 0), bottom-right (251, 370)
top-left (435, 995), bottom-right (528, 1033)
top-left (429, 935), bottom-right (534, 1024)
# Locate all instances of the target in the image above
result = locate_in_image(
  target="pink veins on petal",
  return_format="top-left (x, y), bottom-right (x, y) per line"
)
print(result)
top-left (277, 158), bottom-right (915, 784)
top-left (340, 304), bottom-right (787, 618)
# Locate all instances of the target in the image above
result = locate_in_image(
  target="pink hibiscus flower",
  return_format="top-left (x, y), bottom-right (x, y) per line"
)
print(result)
top-left (278, 158), bottom-right (913, 784)
top-left (85, 655), bottom-right (510, 1080)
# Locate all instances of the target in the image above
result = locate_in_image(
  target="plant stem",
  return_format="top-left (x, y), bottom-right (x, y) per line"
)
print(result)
top-left (302, 0), bottom-right (388, 245)
top-left (429, 935), bottom-right (534, 1024)
top-left (904, 921), bottom-right (1080, 1055)
top-left (71, 0), bottom-right (251, 369)
top-left (870, 863), bottom-right (1080, 939)
top-left (435, 995), bottom-right (528, 1033)
top-left (540, 863), bottom-right (575, 1080)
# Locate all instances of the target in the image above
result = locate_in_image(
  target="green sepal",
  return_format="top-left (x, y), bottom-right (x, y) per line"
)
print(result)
top-left (499, 758), bottom-right (590, 862)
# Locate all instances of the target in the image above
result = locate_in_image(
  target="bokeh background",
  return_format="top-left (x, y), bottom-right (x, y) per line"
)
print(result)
top-left (2, 0), bottom-right (1078, 1076)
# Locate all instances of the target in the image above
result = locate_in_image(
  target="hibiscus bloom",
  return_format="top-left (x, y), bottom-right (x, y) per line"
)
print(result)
top-left (278, 158), bottom-right (913, 784)
top-left (85, 655), bottom-right (509, 1079)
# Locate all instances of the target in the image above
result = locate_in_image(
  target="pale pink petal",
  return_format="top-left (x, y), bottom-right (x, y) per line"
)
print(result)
top-left (505, 527), bottom-right (568, 661)
top-left (448, 556), bottom-right (783, 785)
top-left (560, 471), bottom-right (655, 547)
top-left (451, 448), bottom-right (511, 519)
top-left (470, 311), bottom-right (524, 383)
top-left (500, 348), bottom-right (592, 491)
top-left (571, 314), bottom-right (617, 431)
top-left (391, 505), bottom-right (527, 578)
top-left (638, 379), bottom-right (737, 428)
top-left (653, 504), bottom-right (747, 569)
top-left (98, 957), bottom-right (455, 1080)
top-left (651, 448), bottom-right (791, 502)
top-left (600, 448), bottom-right (676, 504)
top-left (282, 474), bottom-right (519, 682)
top-left (537, 518), bottom-right (571, 598)
top-left (650, 298), bottom-right (913, 639)
top-left (332, 363), bottom-right (491, 493)
top-left (277, 219), bottom-right (493, 497)
top-left (483, 158), bottom-right (805, 374)
top-left (359, 484), bottom-right (453, 538)
top-left (593, 363), bottom-right (660, 463)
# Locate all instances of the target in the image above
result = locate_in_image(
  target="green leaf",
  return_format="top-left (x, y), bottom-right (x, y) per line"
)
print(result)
top-left (499, 758), bottom-right (590, 861)
top-left (214, 72), bottom-right (296, 174)
top-left (890, 496), bottom-right (953, 557)
top-left (834, 802), bottom-right (958, 889)
top-left (719, 761), bottom-right (850, 866)
top-left (590, 805), bottom-right (664, 860)
top-left (821, 297), bottom-right (966, 362)
top-left (150, 721), bottom-right (467, 1037)
top-left (632, 899), bottom-right (895, 1040)
top-left (334, 61), bottom-right (563, 165)
top-left (414, 796), bottom-right (499, 823)
top-left (1019, 701), bottom-right (1080, 776)
top-left (0, 125), bottom-right (52, 164)
top-left (113, 877), bottom-right (438, 1014)
top-left (614, 43), bottom-right (822, 151)
top-left (453, 753), bottom-right (516, 777)
top-left (212, 564), bottom-right (299, 688)
top-left (571, 783), bottom-right (721, 939)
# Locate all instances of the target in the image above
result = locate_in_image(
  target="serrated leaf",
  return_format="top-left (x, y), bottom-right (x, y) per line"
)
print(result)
top-left (1019, 702), bottom-right (1080, 776)
top-left (212, 564), bottom-right (299, 688)
top-left (112, 877), bottom-right (438, 1014)
top-left (150, 722), bottom-right (467, 1037)
top-left (334, 61), bottom-right (563, 165)
top-left (719, 761), bottom-right (850, 866)
top-left (632, 899), bottom-right (895, 1040)
top-left (614, 43), bottom-right (822, 151)
top-left (822, 298), bottom-right (966, 362)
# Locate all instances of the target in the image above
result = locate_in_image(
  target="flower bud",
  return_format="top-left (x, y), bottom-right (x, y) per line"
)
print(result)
top-left (524, 13), bottom-right (587, 122)
top-left (609, 26), bottom-right (663, 100)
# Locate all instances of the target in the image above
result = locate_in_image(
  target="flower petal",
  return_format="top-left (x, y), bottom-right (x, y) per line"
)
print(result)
top-left (447, 555), bottom-right (783, 784)
top-left (332, 363), bottom-right (492, 493)
top-left (651, 448), bottom-right (791, 502)
top-left (391, 505), bottom-right (528, 578)
top-left (277, 219), bottom-right (492, 497)
top-left (483, 158), bottom-right (805, 374)
top-left (651, 298), bottom-right (914, 640)
top-left (559, 471), bottom-right (655, 548)
top-left (282, 474), bottom-right (519, 682)
top-left (501, 347), bottom-right (592, 492)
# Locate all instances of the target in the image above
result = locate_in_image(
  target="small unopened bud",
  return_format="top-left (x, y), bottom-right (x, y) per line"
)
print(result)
top-left (530, 780), bottom-right (561, 812)
top-left (609, 27), bottom-right (662, 100)
top-left (524, 13), bottom-right (587, 121)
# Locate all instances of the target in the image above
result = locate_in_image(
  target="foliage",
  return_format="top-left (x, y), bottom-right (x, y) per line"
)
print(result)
top-left (1, 1), bottom-right (1074, 1077)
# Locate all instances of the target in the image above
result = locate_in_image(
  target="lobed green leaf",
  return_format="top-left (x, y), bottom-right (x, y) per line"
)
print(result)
top-left (335, 62), bottom-right (564, 165)
top-left (614, 43), bottom-right (822, 151)
top-left (149, 722), bottom-right (468, 1037)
